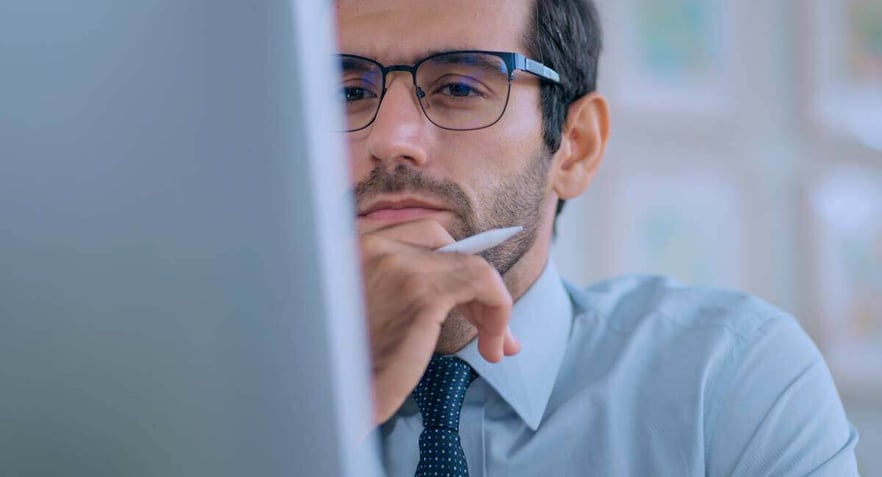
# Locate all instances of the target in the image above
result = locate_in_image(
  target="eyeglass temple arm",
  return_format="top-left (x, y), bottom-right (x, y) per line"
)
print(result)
top-left (517, 55), bottom-right (561, 84)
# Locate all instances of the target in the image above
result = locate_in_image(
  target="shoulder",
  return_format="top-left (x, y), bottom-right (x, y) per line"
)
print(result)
top-left (565, 274), bottom-right (797, 343)
top-left (560, 274), bottom-right (823, 394)
top-left (557, 276), bottom-right (857, 474)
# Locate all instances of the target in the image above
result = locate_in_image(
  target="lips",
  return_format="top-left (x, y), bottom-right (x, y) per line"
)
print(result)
top-left (357, 196), bottom-right (450, 221)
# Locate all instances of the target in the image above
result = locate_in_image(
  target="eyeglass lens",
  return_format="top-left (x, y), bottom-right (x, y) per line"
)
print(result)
top-left (339, 52), bottom-right (512, 131)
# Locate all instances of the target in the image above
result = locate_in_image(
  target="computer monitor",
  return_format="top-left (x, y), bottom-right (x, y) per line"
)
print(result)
top-left (0, 1), bottom-right (381, 475)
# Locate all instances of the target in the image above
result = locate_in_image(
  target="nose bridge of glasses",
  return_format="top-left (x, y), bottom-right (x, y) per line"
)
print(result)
top-left (369, 64), bottom-right (427, 129)
top-left (382, 64), bottom-right (419, 85)
top-left (380, 64), bottom-right (426, 102)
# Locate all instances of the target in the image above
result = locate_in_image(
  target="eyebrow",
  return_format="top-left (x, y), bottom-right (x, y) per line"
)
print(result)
top-left (340, 47), bottom-right (477, 65)
top-left (414, 48), bottom-right (470, 62)
top-left (340, 57), bottom-right (377, 72)
top-left (423, 52), bottom-right (505, 73)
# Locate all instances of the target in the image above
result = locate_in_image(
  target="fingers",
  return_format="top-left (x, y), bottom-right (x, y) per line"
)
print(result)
top-left (359, 222), bottom-right (523, 422)
top-left (445, 255), bottom-right (516, 363)
top-left (503, 328), bottom-right (521, 356)
top-left (360, 219), bottom-right (520, 367)
top-left (361, 219), bottom-right (455, 250)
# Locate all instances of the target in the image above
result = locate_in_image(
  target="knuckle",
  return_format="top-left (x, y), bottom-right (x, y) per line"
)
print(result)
top-left (363, 249), bottom-right (391, 272)
top-left (360, 233), bottom-right (386, 254)
top-left (374, 251), bottom-right (403, 270)
top-left (380, 249), bottom-right (422, 274)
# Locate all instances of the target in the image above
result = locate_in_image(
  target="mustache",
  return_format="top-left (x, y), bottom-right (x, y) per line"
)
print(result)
top-left (355, 165), bottom-right (473, 215)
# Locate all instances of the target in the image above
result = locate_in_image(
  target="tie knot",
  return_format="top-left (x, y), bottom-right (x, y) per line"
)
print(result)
top-left (412, 356), bottom-right (477, 430)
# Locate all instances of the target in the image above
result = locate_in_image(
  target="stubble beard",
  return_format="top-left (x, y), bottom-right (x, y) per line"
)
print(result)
top-left (354, 147), bottom-right (553, 356)
top-left (435, 148), bottom-right (552, 355)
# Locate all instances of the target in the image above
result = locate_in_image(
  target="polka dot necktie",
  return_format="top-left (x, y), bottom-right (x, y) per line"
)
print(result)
top-left (412, 355), bottom-right (478, 477)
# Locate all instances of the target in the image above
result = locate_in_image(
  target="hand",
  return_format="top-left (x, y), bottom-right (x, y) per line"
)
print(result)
top-left (359, 219), bottom-right (520, 424)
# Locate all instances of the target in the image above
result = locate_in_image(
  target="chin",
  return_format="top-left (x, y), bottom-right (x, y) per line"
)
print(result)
top-left (435, 311), bottom-right (478, 355)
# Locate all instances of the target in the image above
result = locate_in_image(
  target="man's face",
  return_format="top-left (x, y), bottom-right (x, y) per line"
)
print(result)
top-left (337, 0), bottom-right (554, 275)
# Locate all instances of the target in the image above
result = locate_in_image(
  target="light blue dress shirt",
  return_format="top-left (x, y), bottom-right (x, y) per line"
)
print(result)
top-left (379, 259), bottom-right (860, 476)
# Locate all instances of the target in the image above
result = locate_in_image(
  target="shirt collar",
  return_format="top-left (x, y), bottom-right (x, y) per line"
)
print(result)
top-left (456, 257), bottom-right (572, 430)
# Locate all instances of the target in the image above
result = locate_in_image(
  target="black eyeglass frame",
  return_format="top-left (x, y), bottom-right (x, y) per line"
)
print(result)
top-left (338, 50), bottom-right (562, 132)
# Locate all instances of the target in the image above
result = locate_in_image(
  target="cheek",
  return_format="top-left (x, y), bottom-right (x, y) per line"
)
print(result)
top-left (436, 138), bottom-right (498, 204)
top-left (455, 137), bottom-right (544, 206)
top-left (441, 145), bottom-right (541, 220)
top-left (344, 135), bottom-right (369, 185)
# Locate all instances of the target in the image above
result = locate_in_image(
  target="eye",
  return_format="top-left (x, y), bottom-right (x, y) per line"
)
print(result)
top-left (443, 82), bottom-right (477, 97)
top-left (341, 86), bottom-right (378, 102)
top-left (431, 75), bottom-right (488, 99)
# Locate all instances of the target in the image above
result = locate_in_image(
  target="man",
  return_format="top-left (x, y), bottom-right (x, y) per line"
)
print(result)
top-left (336, 0), bottom-right (860, 475)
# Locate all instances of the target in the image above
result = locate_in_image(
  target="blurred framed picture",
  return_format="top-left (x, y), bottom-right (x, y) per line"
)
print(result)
top-left (807, 166), bottom-right (882, 392)
top-left (603, 0), bottom-right (735, 114)
top-left (805, 0), bottom-right (882, 151)
top-left (610, 171), bottom-right (745, 289)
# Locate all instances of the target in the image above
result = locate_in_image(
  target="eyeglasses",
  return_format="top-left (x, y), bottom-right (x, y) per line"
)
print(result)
top-left (337, 50), bottom-right (561, 132)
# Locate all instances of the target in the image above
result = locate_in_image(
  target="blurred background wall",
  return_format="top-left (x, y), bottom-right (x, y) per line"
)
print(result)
top-left (552, 0), bottom-right (882, 473)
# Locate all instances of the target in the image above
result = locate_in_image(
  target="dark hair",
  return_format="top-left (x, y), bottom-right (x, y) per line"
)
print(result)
top-left (524, 0), bottom-right (603, 222)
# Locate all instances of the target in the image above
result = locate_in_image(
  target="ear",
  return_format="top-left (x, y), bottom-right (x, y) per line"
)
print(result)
top-left (550, 92), bottom-right (610, 200)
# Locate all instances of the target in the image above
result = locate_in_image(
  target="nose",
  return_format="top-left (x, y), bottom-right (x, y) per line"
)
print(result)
top-left (364, 74), bottom-right (430, 168)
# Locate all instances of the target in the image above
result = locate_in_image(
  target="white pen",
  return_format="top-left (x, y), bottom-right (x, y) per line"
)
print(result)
top-left (436, 226), bottom-right (523, 255)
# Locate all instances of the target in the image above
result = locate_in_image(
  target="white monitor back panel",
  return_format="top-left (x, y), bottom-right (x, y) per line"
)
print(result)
top-left (0, 1), bottom-right (380, 475)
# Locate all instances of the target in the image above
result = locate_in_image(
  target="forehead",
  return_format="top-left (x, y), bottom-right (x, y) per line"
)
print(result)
top-left (335, 0), bottom-right (533, 63)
